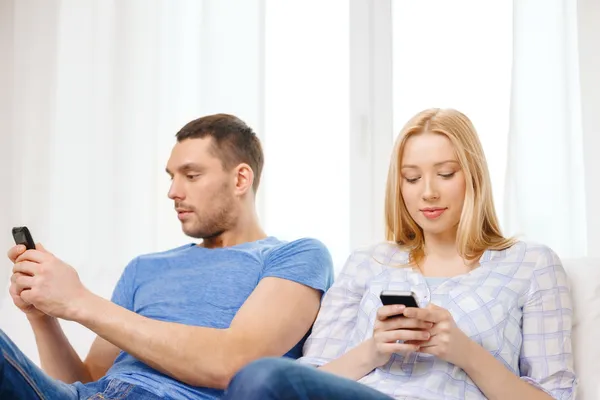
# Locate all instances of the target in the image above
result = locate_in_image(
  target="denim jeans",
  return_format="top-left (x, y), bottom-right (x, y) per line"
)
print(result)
top-left (222, 357), bottom-right (395, 400)
top-left (0, 328), bottom-right (161, 399)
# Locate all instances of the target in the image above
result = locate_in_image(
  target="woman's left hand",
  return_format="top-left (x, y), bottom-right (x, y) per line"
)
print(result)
top-left (402, 303), bottom-right (474, 368)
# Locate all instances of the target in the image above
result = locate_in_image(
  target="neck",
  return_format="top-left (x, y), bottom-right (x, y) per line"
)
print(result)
top-left (201, 208), bottom-right (267, 249)
top-left (423, 228), bottom-right (459, 259)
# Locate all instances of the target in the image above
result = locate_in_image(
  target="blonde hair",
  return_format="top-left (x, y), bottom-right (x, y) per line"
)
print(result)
top-left (385, 108), bottom-right (515, 266)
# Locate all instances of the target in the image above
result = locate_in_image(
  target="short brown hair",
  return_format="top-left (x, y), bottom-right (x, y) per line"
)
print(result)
top-left (176, 114), bottom-right (264, 192)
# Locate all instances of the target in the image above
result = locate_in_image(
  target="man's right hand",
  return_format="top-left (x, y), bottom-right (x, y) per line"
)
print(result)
top-left (7, 244), bottom-right (47, 320)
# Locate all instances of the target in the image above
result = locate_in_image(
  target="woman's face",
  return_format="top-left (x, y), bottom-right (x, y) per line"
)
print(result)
top-left (400, 132), bottom-right (466, 239)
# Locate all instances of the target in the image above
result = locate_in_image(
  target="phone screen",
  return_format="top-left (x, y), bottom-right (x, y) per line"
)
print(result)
top-left (380, 291), bottom-right (419, 308)
top-left (12, 227), bottom-right (36, 250)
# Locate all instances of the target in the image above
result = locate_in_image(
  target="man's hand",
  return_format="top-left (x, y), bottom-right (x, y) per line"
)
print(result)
top-left (8, 244), bottom-right (47, 319)
top-left (11, 244), bottom-right (92, 321)
top-left (402, 303), bottom-right (473, 368)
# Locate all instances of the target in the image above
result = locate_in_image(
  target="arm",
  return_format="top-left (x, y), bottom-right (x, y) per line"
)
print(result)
top-left (73, 276), bottom-right (321, 388)
top-left (319, 305), bottom-right (431, 380)
top-left (319, 339), bottom-right (378, 380)
top-left (14, 239), bottom-right (331, 389)
top-left (405, 247), bottom-right (577, 400)
top-left (27, 315), bottom-right (92, 383)
top-left (465, 248), bottom-right (576, 399)
top-left (300, 250), bottom-right (410, 380)
top-left (299, 250), bottom-right (365, 371)
top-left (461, 342), bottom-right (556, 400)
top-left (28, 316), bottom-right (120, 383)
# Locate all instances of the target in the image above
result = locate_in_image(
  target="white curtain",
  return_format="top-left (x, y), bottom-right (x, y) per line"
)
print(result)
top-left (392, 1), bottom-right (513, 228)
top-left (0, 0), bottom-right (264, 363)
top-left (3, 0), bottom-right (596, 368)
top-left (0, 0), bottom-right (353, 365)
top-left (505, 0), bottom-right (589, 258)
top-left (577, 0), bottom-right (600, 258)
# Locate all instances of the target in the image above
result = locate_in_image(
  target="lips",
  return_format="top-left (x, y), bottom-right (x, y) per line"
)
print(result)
top-left (176, 209), bottom-right (193, 221)
top-left (420, 208), bottom-right (447, 220)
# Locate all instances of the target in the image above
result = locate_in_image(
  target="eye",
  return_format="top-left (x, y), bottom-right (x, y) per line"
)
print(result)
top-left (439, 172), bottom-right (455, 179)
top-left (186, 174), bottom-right (200, 180)
top-left (405, 177), bottom-right (420, 184)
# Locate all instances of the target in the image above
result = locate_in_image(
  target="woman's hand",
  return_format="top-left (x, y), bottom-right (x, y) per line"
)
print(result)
top-left (369, 304), bottom-right (433, 367)
top-left (402, 303), bottom-right (473, 368)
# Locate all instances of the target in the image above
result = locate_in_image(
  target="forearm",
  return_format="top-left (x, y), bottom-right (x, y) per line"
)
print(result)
top-left (74, 294), bottom-right (233, 388)
top-left (28, 315), bottom-right (92, 383)
top-left (462, 341), bottom-right (553, 400)
top-left (319, 339), bottom-right (377, 380)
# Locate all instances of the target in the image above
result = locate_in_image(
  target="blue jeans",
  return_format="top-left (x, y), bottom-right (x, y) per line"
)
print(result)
top-left (0, 328), bottom-right (161, 399)
top-left (223, 357), bottom-right (394, 400)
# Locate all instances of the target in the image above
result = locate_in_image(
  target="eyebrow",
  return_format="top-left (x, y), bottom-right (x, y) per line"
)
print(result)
top-left (165, 163), bottom-right (204, 175)
top-left (401, 160), bottom-right (459, 169)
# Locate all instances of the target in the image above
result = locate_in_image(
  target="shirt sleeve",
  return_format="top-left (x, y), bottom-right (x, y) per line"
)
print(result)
top-left (262, 238), bottom-right (334, 294)
top-left (519, 246), bottom-right (578, 399)
top-left (298, 248), bottom-right (371, 367)
top-left (110, 257), bottom-right (139, 312)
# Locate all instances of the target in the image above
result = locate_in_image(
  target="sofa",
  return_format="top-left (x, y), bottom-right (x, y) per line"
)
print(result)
top-left (563, 258), bottom-right (600, 399)
top-left (0, 258), bottom-right (595, 398)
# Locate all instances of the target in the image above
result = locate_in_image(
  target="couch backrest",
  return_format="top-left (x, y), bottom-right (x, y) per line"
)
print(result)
top-left (562, 258), bottom-right (600, 400)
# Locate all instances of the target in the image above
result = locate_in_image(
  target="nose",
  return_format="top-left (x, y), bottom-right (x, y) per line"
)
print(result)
top-left (422, 176), bottom-right (440, 202)
top-left (168, 178), bottom-right (185, 201)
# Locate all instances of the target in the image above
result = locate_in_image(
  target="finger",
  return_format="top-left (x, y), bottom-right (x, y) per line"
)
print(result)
top-left (10, 291), bottom-right (31, 308)
top-left (404, 339), bottom-right (430, 346)
top-left (10, 272), bottom-right (30, 285)
top-left (416, 335), bottom-right (440, 350)
top-left (7, 245), bottom-right (26, 263)
top-left (9, 281), bottom-right (18, 297)
top-left (425, 303), bottom-right (443, 311)
top-left (377, 329), bottom-right (431, 343)
top-left (402, 307), bottom-right (445, 323)
top-left (12, 261), bottom-right (39, 276)
top-left (378, 342), bottom-right (420, 354)
top-left (15, 250), bottom-right (47, 264)
top-left (426, 322), bottom-right (446, 337)
top-left (14, 274), bottom-right (34, 294)
top-left (379, 316), bottom-right (434, 332)
top-left (377, 305), bottom-right (406, 321)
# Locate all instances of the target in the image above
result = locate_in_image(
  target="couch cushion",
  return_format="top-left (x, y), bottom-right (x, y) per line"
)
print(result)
top-left (562, 258), bottom-right (600, 400)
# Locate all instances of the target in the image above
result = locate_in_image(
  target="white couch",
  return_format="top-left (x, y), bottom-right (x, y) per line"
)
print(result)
top-left (563, 258), bottom-right (600, 399)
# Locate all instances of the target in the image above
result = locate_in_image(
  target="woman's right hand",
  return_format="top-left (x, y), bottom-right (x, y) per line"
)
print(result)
top-left (369, 304), bottom-right (433, 367)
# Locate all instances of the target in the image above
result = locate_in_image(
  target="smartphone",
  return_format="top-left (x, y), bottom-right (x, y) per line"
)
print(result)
top-left (12, 226), bottom-right (36, 250)
top-left (380, 290), bottom-right (420, 308)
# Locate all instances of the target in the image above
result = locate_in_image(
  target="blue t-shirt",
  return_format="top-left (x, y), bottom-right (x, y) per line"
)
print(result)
top-left (103, 237), bottom-right (333, 399)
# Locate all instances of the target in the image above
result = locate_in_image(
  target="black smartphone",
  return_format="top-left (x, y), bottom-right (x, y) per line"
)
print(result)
top-left (12, 226), bottom-right (36, 250)
top-left (380, 290), bottom-right (420, 308)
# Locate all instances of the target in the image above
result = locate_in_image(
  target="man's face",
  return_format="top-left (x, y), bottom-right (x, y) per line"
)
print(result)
top-left (166, 138), bottom-right (237, 239)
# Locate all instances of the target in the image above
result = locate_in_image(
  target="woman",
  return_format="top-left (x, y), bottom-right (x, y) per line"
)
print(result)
top-left (222, 109), bottom-right (577, 399)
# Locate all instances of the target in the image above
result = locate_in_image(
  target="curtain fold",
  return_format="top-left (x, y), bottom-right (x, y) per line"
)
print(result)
top-left (505, 0), bottom-right (587, 258)
top-left (0, 0), bottom-right (263, 364)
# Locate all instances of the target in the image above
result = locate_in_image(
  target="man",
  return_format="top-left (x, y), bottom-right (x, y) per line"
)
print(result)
top-left (3, 114), bottom-right (333, 399)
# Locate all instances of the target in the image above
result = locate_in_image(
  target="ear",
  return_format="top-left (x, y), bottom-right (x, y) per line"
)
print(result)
top-left (234, 163), bottom-right (255, 196)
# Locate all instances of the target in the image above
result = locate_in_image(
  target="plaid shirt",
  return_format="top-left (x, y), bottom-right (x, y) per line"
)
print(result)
top-left (299, 241), bottom-right (577, 399)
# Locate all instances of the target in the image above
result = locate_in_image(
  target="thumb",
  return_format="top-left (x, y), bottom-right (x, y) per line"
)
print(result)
top-left (35, 243), bottom-right (50, 253)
